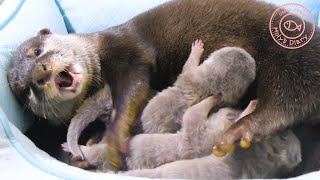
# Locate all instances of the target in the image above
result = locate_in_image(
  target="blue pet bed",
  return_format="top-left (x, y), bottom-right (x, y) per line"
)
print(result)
top-left (0, 0), bottom-right (319, 179)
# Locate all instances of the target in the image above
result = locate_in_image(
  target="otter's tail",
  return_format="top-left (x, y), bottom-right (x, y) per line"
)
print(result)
top-left (66, 86), bottom-right (113, 160)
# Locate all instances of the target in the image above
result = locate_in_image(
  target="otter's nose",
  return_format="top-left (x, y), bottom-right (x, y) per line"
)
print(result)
top-left (33, 64), bottom-right (52, 86)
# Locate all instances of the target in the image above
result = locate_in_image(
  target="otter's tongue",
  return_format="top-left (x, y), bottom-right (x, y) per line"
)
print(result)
top-left (55, 71), bottom-right (73, 87)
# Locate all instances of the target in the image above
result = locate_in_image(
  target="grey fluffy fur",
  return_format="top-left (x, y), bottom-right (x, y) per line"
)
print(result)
top-left (126, 98), bottom-right (239, 170)
top-left (123, 99), bottom-right (301, 179)
top-left (64, 98), bottom-right (301, 179)
top-left (123, 129), bottom-right (301, 179)
top-left (141, 47), bottom-right (256, 133)
top-left (63, 97), bottom-right (237, 170)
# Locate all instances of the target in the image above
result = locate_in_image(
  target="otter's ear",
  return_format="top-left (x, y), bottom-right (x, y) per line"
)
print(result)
top-left (37, 28), bottom-right (52, 36)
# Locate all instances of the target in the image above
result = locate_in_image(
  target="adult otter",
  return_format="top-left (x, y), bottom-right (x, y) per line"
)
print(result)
top-left (65, 40), bottom-right (256, 165)
top-left (7, 0), bottom-right (320, 170)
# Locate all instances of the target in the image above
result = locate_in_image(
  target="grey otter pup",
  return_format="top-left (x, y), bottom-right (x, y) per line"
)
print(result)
top-left (63, 99), bottom-right (301, 179)
top-left (62, 97), bottom-right (229, 170)
top-left (123, 99), bottom-right (301, 179)
top-left (141, 40), bottom-right (256, 133)
top-left (123, 130), bottom-right (301, 179)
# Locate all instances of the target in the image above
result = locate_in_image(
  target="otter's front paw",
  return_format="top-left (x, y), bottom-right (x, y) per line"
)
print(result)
top-left (68, 155), bottom-right (96, 170)
top-left (212, 124), bottom-right (248, 157)
top-left (212, 100), bottom-right (271, 157)
top-left (62, 143), bottom-right (96, 170)
top-left (213, 124), bottom-right (272, 157)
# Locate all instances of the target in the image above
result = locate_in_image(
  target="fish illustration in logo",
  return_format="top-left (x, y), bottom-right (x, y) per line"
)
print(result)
top-left (283, 20), bottom-right (302, 32)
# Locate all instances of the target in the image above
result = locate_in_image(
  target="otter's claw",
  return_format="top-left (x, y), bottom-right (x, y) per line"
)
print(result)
top-left (240, 131), bottom-right (253, 149)
top-left (213, 146), bottom-right (227, 157)
top-left (213, 129), bottom-right (274, 157)
top-left (213, 143), bottom-right (236, 157)
top-left (241, 133), bottom-right (274, 149)
top-left (213, 100), bottom-right (262, 157)
top-left (240, 137), bottom-right (252, 149)
top-left (219, 143), bottom-right (236, 153)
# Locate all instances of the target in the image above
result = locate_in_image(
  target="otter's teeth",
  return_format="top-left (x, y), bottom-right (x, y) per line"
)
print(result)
top-left (56, 71), bottom-right (73, 88)
top-left (55, 64), bottom-right (83, 94)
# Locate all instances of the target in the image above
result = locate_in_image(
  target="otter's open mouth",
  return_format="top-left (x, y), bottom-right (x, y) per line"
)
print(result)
top-left (54, 65), bottom-right (82, 94)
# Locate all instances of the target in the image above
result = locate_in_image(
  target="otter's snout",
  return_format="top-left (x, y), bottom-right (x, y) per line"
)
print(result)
top-left (32, 63), bottom-right (52, 86)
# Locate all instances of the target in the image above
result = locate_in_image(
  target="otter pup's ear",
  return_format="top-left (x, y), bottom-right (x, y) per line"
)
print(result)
top-left (37, 28), bottom-right (52, 36)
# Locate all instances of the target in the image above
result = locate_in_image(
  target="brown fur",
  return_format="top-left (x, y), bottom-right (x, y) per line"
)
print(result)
top-left (7, 31), bottom-right (102, 124)
top-left (8, 0), bottom-right (320, 169)
top-left (65, 41), bottom-right (256, 169)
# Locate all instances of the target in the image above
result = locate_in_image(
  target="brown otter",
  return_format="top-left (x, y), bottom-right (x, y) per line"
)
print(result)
top-left (65, 39), bottom-right (256, 166)
top-left (7, 0), bottom-right (320, 170)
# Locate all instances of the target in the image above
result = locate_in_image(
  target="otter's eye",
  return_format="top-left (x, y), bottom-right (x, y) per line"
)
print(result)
top-left (34, 48), bottom-right (41, 56)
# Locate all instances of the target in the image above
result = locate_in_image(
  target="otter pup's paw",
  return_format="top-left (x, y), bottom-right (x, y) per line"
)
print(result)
top-left (191, 39), bottom-right (204, 59)
top-left (183, 39), bottom-right (205, 72)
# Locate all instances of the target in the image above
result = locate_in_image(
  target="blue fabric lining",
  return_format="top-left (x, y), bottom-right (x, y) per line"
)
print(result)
top-left (54, 0), bottom-right (75, 33)
top-left (0, 0), bottom-right (25, 30)
top-left (313, 0), bottom-right (320, 25)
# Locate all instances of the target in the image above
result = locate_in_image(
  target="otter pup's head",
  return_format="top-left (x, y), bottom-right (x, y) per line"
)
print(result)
top-left (7, 29), bottom-right (101, 124)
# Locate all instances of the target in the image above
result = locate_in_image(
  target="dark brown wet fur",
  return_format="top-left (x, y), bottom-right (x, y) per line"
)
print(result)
top-left (98, 0), bottom-right (320, 169)
top-left (8, 0), bottom-right (320, 171)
